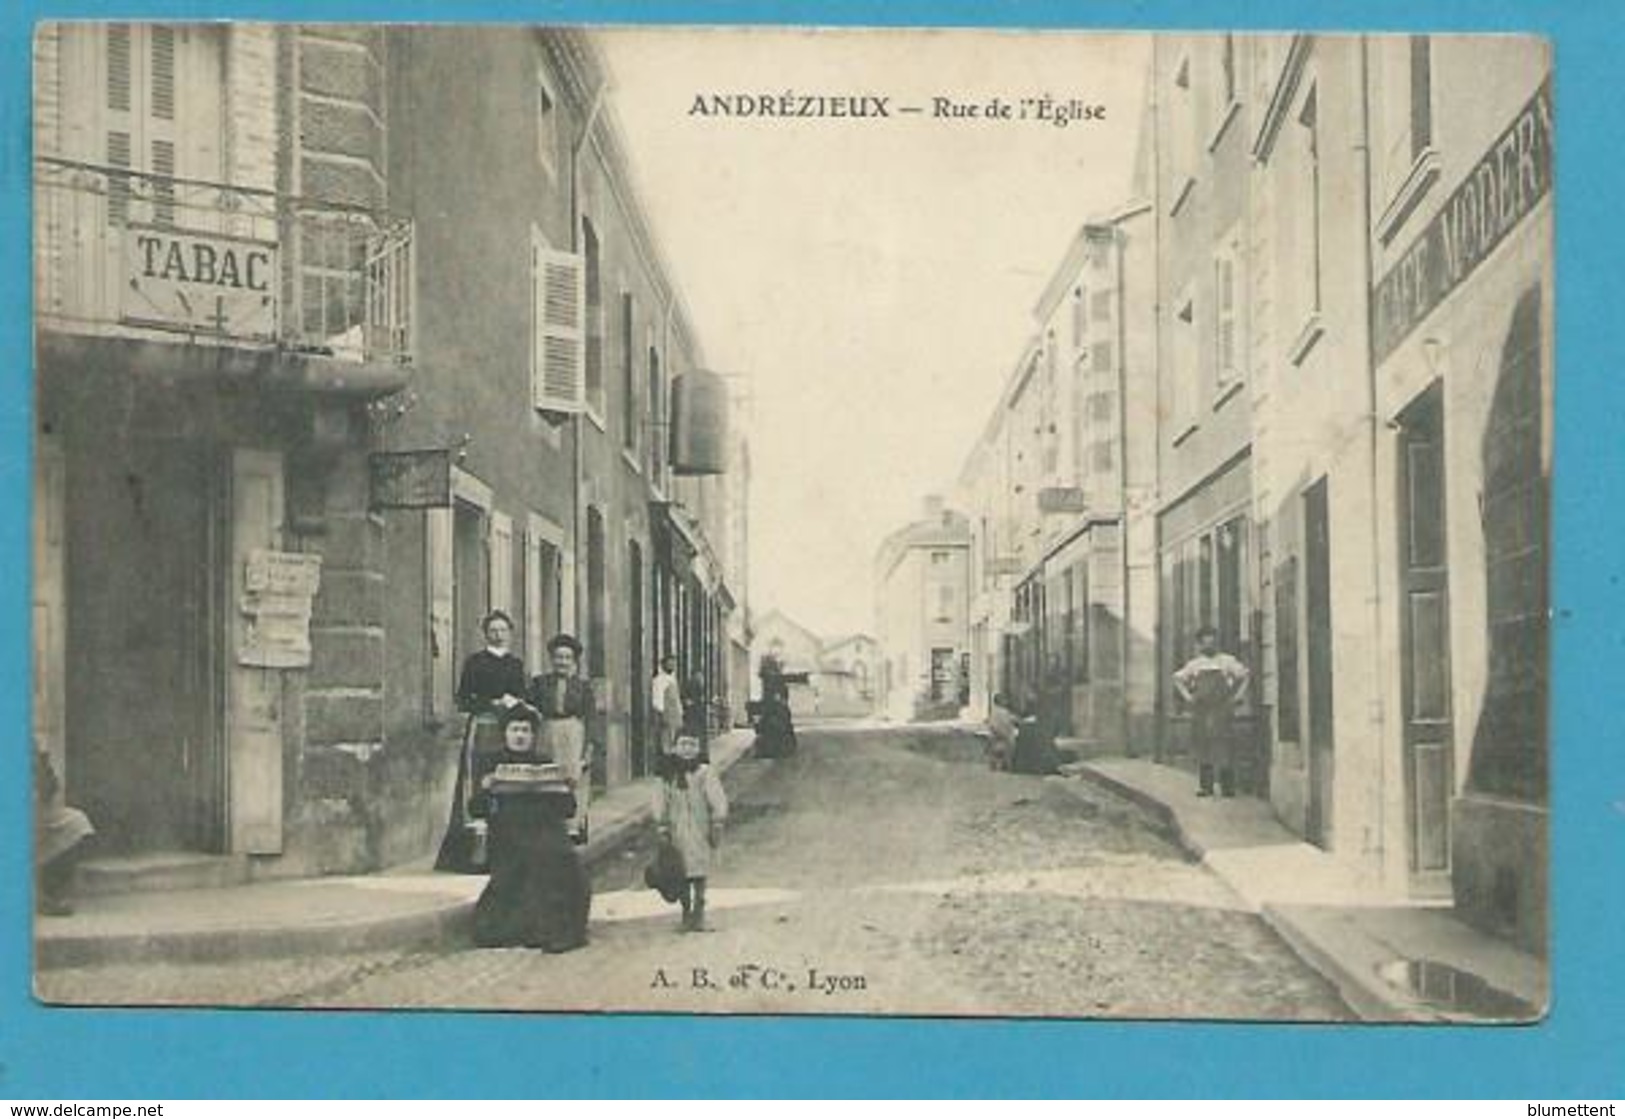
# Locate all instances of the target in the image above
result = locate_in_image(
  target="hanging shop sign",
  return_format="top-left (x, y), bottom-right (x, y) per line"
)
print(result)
top-left (369, 449), bottom-right (454, 510)
top-left (239, 550), bottom-right (322, 668)
top-left (1037, 486), bottom-right (1089, 515)
top-left (122, 227), bottom-right (278, 340)
top-left (1373, 78), bottom-right (1552, 363)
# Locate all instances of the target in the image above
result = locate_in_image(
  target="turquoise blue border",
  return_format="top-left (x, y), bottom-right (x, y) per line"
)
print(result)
top-left (3, 0), bottom-right (1620, 1099)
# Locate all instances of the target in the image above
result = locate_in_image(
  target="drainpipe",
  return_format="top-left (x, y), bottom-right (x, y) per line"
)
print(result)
top-left (1114, 223), bottom-right (1134, 756)
top-left (1356, 37), bottom-right (1391, 884)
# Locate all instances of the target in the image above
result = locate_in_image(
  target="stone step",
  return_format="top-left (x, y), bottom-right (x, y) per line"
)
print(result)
top-left (77, 852), bottom-right (251, 898)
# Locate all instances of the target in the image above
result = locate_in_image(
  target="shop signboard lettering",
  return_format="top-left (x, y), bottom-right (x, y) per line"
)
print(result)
top-left (1373, 79), bottom-right (1552, 362)
top-left (122, 227), bottom-right (278, 340)
top-left (369, 449), bottom-right (454, 509)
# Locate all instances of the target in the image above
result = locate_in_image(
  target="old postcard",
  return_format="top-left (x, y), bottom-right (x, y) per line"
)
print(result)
top-left (31, 25), bottom-right (1551, 1023)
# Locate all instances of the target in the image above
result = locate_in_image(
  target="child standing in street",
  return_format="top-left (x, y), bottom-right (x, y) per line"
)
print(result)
top-left (654, 734), bottom-right (728, 932)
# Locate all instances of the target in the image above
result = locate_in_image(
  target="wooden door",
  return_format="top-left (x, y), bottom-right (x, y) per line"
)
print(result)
top-left (1398, 388), bottom-right (1454, 879)
top-left (1304, 478), bottom-right (1335, 849)
top-left (228, 449), bottom-right (285, 854)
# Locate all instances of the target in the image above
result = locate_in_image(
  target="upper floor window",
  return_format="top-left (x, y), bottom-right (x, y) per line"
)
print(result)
top-left (1072, 286), bottom-right (1087, 350)
top-left (536, 70), bottom-right (559, 179)
top-left (1374, 35), bottom-right (1438, 241)
top-left (1213, 224), bottom-right (1242, 395)
top-left (1209, 33), bottom-right (1240, 146)
top-left (1171, 288), bottom-right (1199, 438)
top-left (1168, 52), bottom-right (1197, 210)
top-left (1286, 82), bottom-right (1325, 363)
top-left (582, 218), bottom-right (605, 418)
top-left (621, 290), bottom-right (637, 452)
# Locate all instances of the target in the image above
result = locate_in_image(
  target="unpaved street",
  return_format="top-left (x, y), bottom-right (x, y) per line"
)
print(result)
top-left (39, 725), bottom-right (1352, 1021)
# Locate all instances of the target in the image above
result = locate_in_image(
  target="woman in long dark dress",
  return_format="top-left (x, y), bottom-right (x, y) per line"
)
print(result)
top-left (471, 703), bottom-right (591, 952)
top-left (436, 611), bottom-right (527, 872)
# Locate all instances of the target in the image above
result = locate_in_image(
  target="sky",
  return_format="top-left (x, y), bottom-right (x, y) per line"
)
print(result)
top-left (597, 28), bottom-right (1152, 638)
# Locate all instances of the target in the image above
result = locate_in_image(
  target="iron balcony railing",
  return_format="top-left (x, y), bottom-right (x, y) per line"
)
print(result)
top-left (35, 156), bottom-right (413, 364)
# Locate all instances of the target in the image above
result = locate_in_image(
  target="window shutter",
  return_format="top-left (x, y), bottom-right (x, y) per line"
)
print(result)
top-left (150, 26), bottom-right (175, 121)
top-left (107, 24), bottom-right (131, 112)
top-left (534, 245), bottom-right (586, 413)
top-left (151, 137), bottom-right (176, 226)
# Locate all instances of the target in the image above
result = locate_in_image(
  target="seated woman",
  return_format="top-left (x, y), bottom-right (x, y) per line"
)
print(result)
top-left (36, 747), bottom-right (94, 917)
top-left (471, 703), bottom-right (591, 953)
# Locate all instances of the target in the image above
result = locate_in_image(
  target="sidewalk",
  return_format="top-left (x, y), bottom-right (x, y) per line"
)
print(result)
top-left (35, 730), bottom-right (757, 971)
top-left (1064, 757), bottom-right (1548, 1023)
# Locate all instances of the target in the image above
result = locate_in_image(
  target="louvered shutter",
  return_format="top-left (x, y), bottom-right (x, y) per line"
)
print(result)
top-left (533, 245), bottom-right (586, 413)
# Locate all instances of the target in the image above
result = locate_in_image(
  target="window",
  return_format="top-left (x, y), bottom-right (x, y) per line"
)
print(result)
top-left (621, 291), bottom-right (636, 450)
top-left (530, 225), bottom-right (585, 414)
top-left (1209, 33), bottom-right (1239, 145)
top-left (582, 219), bottom-right (604, 418)
top-left (1216, 515), bottom-right (1248, 654)
top-left (102, 24), bottom-right (183, 229)
top-left (536, 70), bottom-right (558, 179)
top-left (646, 346), bottom-right (663, 479)
top-left (1286, 83), bottom-right (1324, 361)
top-left (1374, 36), bottom-right (1438, 241)
top-left (1169, 52), bottom-right (1197, 209)
top-left (1072, 287), bottom-right (1087, 349)
top-left (1171, 288), bottom-right (1198, 437)
top-left (935, 585), bottom-right (954, 623)
top-left (930, 550), bottom-right (950, 565)
top-left (1214, 226), bottom-right (1242, 394)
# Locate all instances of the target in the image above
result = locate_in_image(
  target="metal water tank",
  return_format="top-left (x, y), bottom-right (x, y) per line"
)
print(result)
top-left (670, 369), bottom-right (729, 475)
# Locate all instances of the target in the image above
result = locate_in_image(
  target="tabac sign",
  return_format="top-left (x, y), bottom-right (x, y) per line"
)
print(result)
top-left (1373, 79), bottom-right (1552, 363)
top-left (122, 226), bottom-right (278, 340)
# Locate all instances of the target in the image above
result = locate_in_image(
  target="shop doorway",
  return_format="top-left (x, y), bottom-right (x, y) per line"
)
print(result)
top-left (1398, 385), bottom-right (1454, 883)
top-left (68, 437), bottom-right (226, 854)
top-left (1304, 477), bottom-right (1335, 849)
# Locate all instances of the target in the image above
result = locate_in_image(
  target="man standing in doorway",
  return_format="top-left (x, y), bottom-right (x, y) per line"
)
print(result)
top-left (1172, 625), bottom-right (1251, 798)
top-left (651, 655), bottom-right (684, 765)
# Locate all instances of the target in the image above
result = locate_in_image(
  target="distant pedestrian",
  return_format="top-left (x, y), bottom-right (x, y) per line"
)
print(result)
top-left (529, 634), bottom-right (593, 843)
top-left (651, 655), bottom-right (684, 765)
top-left (1009, 688), bottom-right (1062, 775)
top-left (986, 692), bottom-right (1019, 771)
top-left (681, 674), bottom-right (711, 759)
top-left (1172, 626), bottom-right (1250, 798)
top-left (653, 733), bottom-right (728, 932)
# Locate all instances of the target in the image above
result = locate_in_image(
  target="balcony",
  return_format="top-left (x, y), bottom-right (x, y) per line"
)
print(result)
top-left (35, 157), bottom-right (413, 368)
